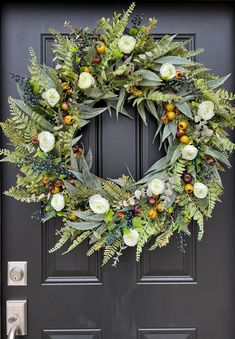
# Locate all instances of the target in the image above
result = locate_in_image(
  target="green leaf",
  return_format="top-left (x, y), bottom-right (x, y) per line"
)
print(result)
top-left (67, 220), bottom-right (101, 230)
top-left (139, 80), bottom-right (162, 87)
top-left (156, 56), bottom-right (193, 65)
top-left (135, 69), bottom-right (161, 82)
top-left (169, 145), bottom-right (181, 165)
top-left (175, 101), bottom-right (192, 119)
top-left (63, 180), bottom-right (77, 195)
top-left (116, 87), bottom-right (126, 116)
top-left (145, 156), bottom-right (168, 174)
top-left (161, 124), bottom-right (171, 142)
top-left (205, 148), bottom-right (231, 167)
top-left (104, 209), bottom-right (114, 223)
top-left (137, 101), bottom-right (147, 125)
top-left (168, 121), bottom-right (177, 139)
top-left (72, 210), bottom-right (105, 222)
top-left (146, 100), bottom-right (159, 120)
top-left (207, 74), bottom-right (231, 90)
top-left (132, 217), bottom-right (143, 229)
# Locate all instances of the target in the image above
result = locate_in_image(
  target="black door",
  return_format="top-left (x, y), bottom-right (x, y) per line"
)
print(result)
top-left (1, 2), bottom-right (235, 339)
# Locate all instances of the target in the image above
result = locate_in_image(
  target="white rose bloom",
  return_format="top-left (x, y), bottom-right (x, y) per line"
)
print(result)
top-left (38, 131), bottom-right (55, 153)
top-left (160, 63), bottom-right (176, 80)
top-left (42, 88), bottom-right (60, 107)
top-left (182, 145), bottom-right (198, 160)
top-left (148, 178), bottom-right (165, 195)
top-left (194, 182), bottom-right (208, 199)
top-left (198, 101), bottom-right (215, 121)
top-left (123, 229), bottom-right (139, 247)
top-left (51, 193), bottom-right (65, 211)
top-left (78, 72), bottom-right (95, 90)
top-left (118, 35), bottom-right (136, 54)
top-left (89, 194), bottom-right (110, 214)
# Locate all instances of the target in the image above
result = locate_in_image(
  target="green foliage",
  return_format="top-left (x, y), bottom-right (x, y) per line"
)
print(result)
top-left (49, 228), bottom-right (71, 253)
top-left (102, 239), bottom-right (123, 266)
top-left (1, 5), bottom-right (235, 266)
top-left (63, 230), bottom-right (91, 254)
top-left (149, 229), bottom-right (173, 251)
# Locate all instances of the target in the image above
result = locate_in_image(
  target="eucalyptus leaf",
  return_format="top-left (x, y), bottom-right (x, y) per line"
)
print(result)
top-left (175, 101), bottom-right (192, 119)
top-left (70, 148), bottom-right (79, 171)
top-left (156, 56), bottom-right (193, 65)
top-left (137, 101), bottom-right (147, 125)
top-left (85, 147), bottom-right (93, 170)
top-left (135, 69), bottom-right (161, 82)
top-left (145, 156), bottom-right (169, 174)
top-left (205, 148), bottom-right (231, 167)
top-left (116, 87), bottom-right (126, 116)
top-left (139, 80), bottom-right (162, 87)
top-left (146, 100), bottom-right (159, 120)
top-left (63, 180), bottom-right (78, 195)
top-left (67, 220), bottom-right (101, 230)
top-left (89, 223), bottom-right (107, 244)
top-left (168, 122), bottom-right (177, 139)
top-left (161, 124), bottom-right (172, 143)
top-left (207, 74), bottom-right (231, 90)
top-left (72, 210), bottom-right (105, 222)
top-left (72, 135), bottom-right (82, 146)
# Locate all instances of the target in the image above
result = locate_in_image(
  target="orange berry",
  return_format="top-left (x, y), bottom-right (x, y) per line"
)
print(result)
top-left (51, 186), bottom-right (61, 194)
top-left (178, 120), bottom-right (188, 130)
top-left (61, 102), bottom-right (69, 111)
top-left (118, 212), bottom-right (125, 219)
top-left (83, 66), bottom-right (91, 72)
top-left (69, 213), bottom-right (78, 221)
top-left (180, 135), bottom-right (190, 144)
top-left (176, 129), bottom-right (185, 137)
top-left (148, 209), bottom-right (157, 219)
top-left (96, 43), bottom-right (106, 54)
top-left (166, 103), bottom-right (174, 111)
top-left (167, 111), bottom-right (176, 121)
top-left (184, 183), bottom-right (194, 194)
top-left (63, 115), bottom-right (73, 125)
top-left (176, 70), bottom-right (183, 77)
top-left (42, 177), bottom-right (49, 185)
top-left (156, 203), bottom-right (164, 212)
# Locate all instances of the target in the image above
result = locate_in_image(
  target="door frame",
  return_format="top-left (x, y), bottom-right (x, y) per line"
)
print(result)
top-left (0, 1), bottom-right (234, 337)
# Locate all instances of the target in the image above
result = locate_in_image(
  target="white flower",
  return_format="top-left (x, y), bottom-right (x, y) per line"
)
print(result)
top-left (42, 88), bottom-right (60, 107)
top-left (123, 197), bottom-right (135, 207)
top-left (134, 188), bottom-right (146, 200)
top-left (51, 193), bottom-right (65, 211)
top-left (118, 35), bottom-right (136, 54)
top-left (194, 182), bottom-right (208, 199)
top-left (182, 145), bottom-right (198, 160)
top-left (89, 194), bottom-right (110, 214)
top-left (38, 131), bottom-right (55, 153)
top-left (78, 72), bottom-right (95, 90)
top-left (198, 101), bottom-right (215, 121)
top-left (160, 63), bottom-right (176, 80)
top-left (123, 229), bottom-right (139, 247)
top-left (148, 178), bottom-right (165, 195)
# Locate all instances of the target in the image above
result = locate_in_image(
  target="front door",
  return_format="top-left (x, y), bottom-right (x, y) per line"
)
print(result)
top-left (1, 2), bottom-right (235, 339)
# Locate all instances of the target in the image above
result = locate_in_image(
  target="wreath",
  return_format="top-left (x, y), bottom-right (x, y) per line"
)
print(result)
top-left (1, 3), bottom-right (235, 266)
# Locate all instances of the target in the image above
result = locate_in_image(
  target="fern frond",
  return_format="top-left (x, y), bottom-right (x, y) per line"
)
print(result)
top-left (149, 229), bottom-right (173, 250)
top-left (4, 186), bottom-right (45, 203)
top-left (62, 230), bottom-right (91, 254)
top-left (102, 239), bottom-right (122, 266)
top-left (28, 47), bottom-right (55, 90)
top-left (49, 229), bottom-right (71, 253)
top-left (87, 235), bottom-right (108, 256)
top-left (100, 178), bottom-right (124, 201)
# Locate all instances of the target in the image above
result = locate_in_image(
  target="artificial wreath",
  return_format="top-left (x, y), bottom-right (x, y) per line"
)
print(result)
top-left (1, 3), bottom-right (235, 266)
